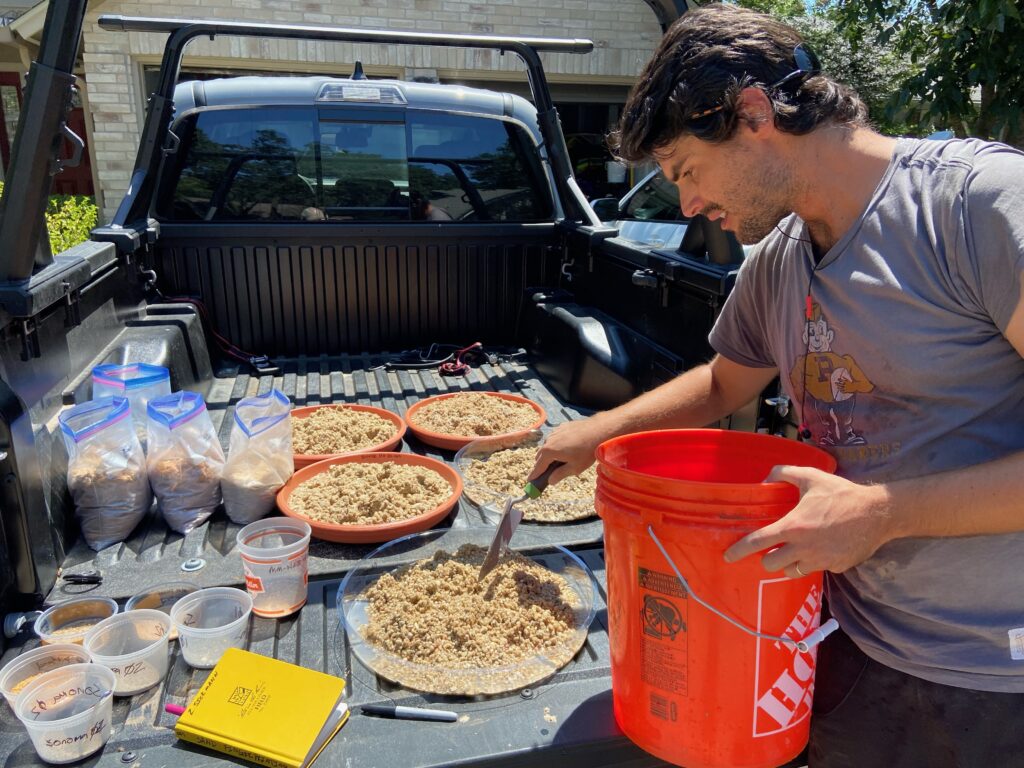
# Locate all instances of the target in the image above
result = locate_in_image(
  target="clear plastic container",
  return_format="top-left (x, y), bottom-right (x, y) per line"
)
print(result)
top-left (33, 597), bottom-right (119, 645)
top-left (0, 644), bottom-right (92, 709)
top-left (15, 663), bottom-right (115, 764)
top-left (125, 582), bottom-right (199, 640)
top-left (236, 517), bottom-right (311, 618)
top-left (170, 587), bottom-right (252, 669)
top-left (453, 429), bottom-right (597, 523)
top-left (338, 526), bottom-right (596, 696)
top-left (84, 609), bottom-right (171, 695)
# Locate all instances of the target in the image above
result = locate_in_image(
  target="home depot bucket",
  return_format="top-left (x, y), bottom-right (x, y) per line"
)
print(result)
top-left (595, 429), bottom-right (837, 768)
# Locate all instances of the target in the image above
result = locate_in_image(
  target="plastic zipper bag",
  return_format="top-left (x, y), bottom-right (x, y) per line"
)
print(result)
top-left (59, 397), bottom-right (152, 551)
top-left (221, 389), bottom-right (294, 525)
top-left (146, 391), bottom-right (226, 534)
top-left (91, 364), bottom-right (172, 449)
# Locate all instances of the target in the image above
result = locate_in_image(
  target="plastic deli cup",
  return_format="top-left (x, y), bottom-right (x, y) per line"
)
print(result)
top-left (125, 582), bottom-right (199, 640)
top-left (236, 517), bottom-right (311, 618)
top-left (0, 644), bottom-right (92, 709)
top-left (170, 588), bottom-right (252, 669)
top-left (15, 663), bottom-right (115, 764)
top-left (84, 610), bottom-right (171, 695)
top-left (34, 597), bottom-right (119, 645)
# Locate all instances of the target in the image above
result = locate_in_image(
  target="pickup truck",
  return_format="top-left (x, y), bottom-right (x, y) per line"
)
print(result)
top-left (0, 4), bottom-right (777, 767)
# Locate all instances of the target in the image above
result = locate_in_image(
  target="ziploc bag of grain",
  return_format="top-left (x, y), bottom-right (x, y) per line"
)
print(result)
top-left (146, 391), bottom-right (225, 534)
top-left (91, 363), bottom-right (171, 450)
top-left (59, 397), bottom-right (151, 551)
top-left (221, 389), bottom-right (293, 525)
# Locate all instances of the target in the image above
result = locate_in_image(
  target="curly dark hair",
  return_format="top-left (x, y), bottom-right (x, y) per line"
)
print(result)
top-left (611, 3), bottom-right (868, 162)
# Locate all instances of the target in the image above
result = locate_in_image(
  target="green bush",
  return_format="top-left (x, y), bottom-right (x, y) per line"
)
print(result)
top-left (0, 181), bottom-right (99, 254)
top-left (44, 193), bottom-right (99, 253)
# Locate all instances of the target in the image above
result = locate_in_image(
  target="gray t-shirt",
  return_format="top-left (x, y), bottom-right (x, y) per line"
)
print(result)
top-left (709, 137), bottom-right (1024, 692)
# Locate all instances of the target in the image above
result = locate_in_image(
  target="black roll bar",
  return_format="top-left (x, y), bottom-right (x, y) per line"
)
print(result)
top-left (0, 0), bottom-right (88, 282)
top-left (97, 15), bottom-right (597, 227)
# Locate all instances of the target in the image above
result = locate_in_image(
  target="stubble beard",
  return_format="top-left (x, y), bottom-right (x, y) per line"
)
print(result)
top-left (731, 156), bottom-right (798, 245)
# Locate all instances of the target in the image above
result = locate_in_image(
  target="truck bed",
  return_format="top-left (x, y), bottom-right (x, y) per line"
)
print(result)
top-left (2, 355), bottom-right (653, 768)
top-left (2, 355), bottom-right (804, 768)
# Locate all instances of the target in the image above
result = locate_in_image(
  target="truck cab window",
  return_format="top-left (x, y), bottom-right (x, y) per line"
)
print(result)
top-left (163, 107), bottom-right (318, 222)
top-left (159, 105), bottom-right (551, 224)
top-left (409, 112), bottom-right (552, 222)
top-left (316, 120), bottom-right (409, 221)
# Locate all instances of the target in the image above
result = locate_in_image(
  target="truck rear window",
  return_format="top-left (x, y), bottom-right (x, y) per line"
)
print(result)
top-left (158, 106), bottom-right (553, 223)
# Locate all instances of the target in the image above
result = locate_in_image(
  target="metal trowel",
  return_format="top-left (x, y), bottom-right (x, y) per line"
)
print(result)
top-left (478, 461), bottom-right (565, 581)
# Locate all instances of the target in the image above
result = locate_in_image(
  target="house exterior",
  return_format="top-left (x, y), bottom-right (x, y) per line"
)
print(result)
top-left (0, 0), bottom-right (663, 222)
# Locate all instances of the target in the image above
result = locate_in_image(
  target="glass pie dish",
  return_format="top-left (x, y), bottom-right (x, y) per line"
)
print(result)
top-left (338, 526), bottom-right (596, 696)
top-left (453, 429), bottom-right (598, 523)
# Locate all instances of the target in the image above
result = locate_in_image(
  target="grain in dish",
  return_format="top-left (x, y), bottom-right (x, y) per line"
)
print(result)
top-left (287, 461), bottom-right (451, 525)
top-left (293, 407), bottom-right (397, 455)
top-left (362, 544), bottom-right (582, 693)
top-left (464, 446), bottom-right (597, 522)
top-left (409, 392), bottom-right (538, 437)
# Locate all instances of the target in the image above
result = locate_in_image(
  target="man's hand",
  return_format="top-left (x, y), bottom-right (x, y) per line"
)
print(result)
top-left (528, 416), bottom-right (614, 486)
top-left (723, 465), bottom-right (897, 577)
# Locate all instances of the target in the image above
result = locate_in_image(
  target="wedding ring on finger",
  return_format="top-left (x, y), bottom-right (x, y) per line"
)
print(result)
top-left (794, 563), bottom-right (807, 577)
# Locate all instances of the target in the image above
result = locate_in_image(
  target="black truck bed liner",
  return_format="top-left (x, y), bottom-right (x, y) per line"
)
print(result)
top-left (0, 355), bottom-right (658, 767)
top-left (3, 355), bottom-right (804, 768)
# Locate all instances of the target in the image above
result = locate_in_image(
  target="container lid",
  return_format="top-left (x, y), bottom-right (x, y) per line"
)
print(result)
top-left (147, 391), bottom-right (206, 429)
top-left (92, 363), bottom-right (170, 390)
top-left (58, 397), bottom-right (131, 443)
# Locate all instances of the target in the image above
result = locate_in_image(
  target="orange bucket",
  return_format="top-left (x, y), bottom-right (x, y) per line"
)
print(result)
top-left (595, 429), bottom-right (837, 768)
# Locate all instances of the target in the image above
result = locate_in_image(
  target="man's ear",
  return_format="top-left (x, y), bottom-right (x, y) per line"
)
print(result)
top-left (735, 87), bottom-right (773, 133)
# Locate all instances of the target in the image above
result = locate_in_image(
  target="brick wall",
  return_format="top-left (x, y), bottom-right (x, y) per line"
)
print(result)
top-left (82, 0), bottom-right (660, 221)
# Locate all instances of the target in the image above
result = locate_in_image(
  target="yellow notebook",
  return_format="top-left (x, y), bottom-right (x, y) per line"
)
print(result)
top-left (174, 648), bottom-right (350, 768)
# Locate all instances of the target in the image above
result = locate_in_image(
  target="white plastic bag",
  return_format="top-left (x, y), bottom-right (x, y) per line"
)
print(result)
top-left (146, 391), bottom-right (226, 534)
top-left (221, 389), bottom-right (293, 525)
top-left (91, 363), bottom-right (171, 449)
top-left (59, 397), bottom-right (152, 551)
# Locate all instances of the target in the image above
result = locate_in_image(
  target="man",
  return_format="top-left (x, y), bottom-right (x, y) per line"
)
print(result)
top-left (531, 4), bottom-right (1024, 765)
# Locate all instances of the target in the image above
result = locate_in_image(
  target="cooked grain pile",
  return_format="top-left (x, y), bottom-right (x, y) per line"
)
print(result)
top-left (410, 392), bottom-right (539, 437)
top-left (149, 457), bottom-right (221, 498)
top-left (464, 446), bottom-right (597, 522)
top-left (67, 447), bottom-right (146, 503)
top-left (293, 407), bottom-right (397, 455)
top-left (362, 544), bottom-right (583, 693)
top-left (288, 462), bottom-right (451, 525)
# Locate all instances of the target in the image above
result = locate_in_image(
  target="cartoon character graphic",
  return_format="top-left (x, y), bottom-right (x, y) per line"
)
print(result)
top-left (789, 303), bottom-right (874, 446)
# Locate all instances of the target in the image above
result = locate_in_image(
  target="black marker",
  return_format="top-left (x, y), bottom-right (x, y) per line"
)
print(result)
top-left (360, 704), bottom-right (458, 722)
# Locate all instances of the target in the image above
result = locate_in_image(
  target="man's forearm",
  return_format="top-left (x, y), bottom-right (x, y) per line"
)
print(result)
top-left (880, 449), bottom-right (1024, 540)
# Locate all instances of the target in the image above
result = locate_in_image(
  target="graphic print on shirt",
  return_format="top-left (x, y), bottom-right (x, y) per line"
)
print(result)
top-left (789, 302), bottom-right (874, 447)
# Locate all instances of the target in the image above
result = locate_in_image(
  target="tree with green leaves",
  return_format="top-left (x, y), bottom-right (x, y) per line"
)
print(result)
top-left (831, 0), bottom-right (1024, 145)
top-left (735, 0), bottom-right (918, 136)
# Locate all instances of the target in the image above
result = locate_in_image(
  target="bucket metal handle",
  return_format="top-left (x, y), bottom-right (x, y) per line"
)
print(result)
top-left (647, 525), bottom-right (839, 654)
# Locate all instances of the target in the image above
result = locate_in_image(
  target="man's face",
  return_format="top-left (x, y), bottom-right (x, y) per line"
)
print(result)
top-left (655, 127), bottom-right (796, 245)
